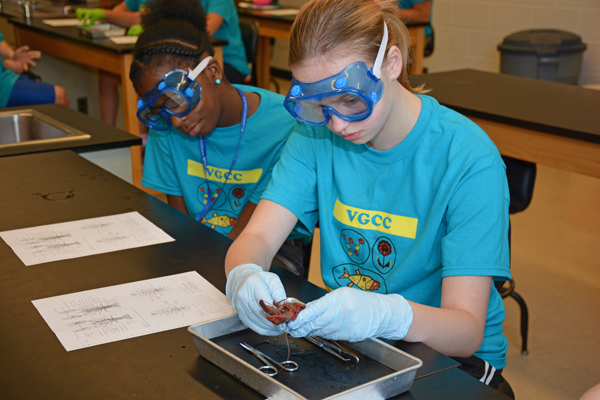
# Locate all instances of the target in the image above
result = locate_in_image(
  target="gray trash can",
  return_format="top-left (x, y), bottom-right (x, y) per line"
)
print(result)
top-left (498, 29), bottom-right (587, 85)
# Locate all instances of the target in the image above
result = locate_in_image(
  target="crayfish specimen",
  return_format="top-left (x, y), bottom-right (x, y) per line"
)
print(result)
top-left (259, 299), bottom-right (305, 325)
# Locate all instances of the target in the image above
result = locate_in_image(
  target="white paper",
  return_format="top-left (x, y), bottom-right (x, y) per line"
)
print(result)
top-left (110, 36), bottom-right (138, 44)
top-left (43, 19), bottom-right (83, 26)
top-left (259, 8), bottom-right (299, 16)
top-left (32, 271), bottom-right (235, 351)
top-left (0, 212), bottom-right (174, 266)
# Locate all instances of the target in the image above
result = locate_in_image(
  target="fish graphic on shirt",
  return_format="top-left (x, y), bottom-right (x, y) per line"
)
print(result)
top-left (201, 213), bottom-right (237, 229)
top-left (339, 268), bottom-right (380, 291)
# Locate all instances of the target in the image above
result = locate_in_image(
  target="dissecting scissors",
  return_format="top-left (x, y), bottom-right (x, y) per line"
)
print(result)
top-left (240, 342), bottom-right (299, 377)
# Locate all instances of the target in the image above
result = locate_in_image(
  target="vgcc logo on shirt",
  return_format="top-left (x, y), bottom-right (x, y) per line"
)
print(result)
top-left (188, 160), bottom-right (262, 184)
top-left (333, 198), bottom-right (418, 239)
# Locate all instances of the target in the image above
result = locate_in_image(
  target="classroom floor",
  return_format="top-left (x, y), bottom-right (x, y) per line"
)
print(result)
top-left (502, 164), bottom-right (600, 400)
top-left (148, 77), bottom-right (600, 399)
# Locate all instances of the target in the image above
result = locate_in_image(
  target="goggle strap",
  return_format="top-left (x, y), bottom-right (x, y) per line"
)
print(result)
top-left (372, 22), bottom-right (388, 79)
top-left (188, 56), bottom-right (213, 81)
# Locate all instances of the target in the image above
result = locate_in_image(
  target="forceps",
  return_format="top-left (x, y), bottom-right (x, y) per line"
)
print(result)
top-left (304, 336), bottom-right (360, 363)
top-left (240, 342), bottom-right (299, 377)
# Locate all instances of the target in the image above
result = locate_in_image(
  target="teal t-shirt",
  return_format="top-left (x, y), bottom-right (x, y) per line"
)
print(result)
top-left (125, 0), bottom-right (250, 76)
top-left (0, 32), bottom-right (20, 108)
top-left (141, 85), bottom-right (299, 237)
top-left (200, 0), bottom-right (250, 77)
top-left (262, 95), bottom-right (511, 369)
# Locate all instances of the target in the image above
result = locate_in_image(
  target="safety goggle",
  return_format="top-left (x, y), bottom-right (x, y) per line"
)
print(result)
top-left (136, 56), bottom-right (212, 131)
top-left (283, 23), bottom-right (388, 126)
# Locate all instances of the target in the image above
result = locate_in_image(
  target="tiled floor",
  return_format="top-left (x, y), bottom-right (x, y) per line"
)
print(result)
top-left (503, 164), bottom-right (600, 400)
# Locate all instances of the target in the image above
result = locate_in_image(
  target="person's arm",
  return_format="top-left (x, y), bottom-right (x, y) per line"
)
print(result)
top-left (167, 195), bottom-right (189, 216)
top-left (287, 275), bottom-right (491, 358)
top-left (399, 0), bottom-right (431, 24)
top-left (225, 199), bottom-right (298, 276)
top-left (103, 2), bottom-right (141, 27)
top-left (206, 13), bottom-right (224, 37)
top-left (227, 201), bottom-right (256, 240)
top-left (403, 275), bottom-right (492, 357)
top-left (0, 39), bottom-right (15, 60)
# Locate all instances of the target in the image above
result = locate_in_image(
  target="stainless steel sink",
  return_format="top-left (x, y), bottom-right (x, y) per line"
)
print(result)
top-left (0, 109), bottom-right (91, 148)
top-left (0, 0), bottom-right (74, 18)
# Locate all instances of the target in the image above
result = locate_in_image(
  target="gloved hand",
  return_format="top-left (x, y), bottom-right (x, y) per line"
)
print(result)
top-left (76, 8), bottom-right (106, 29)
top-left (287, 287), bottom-right (413, 342)
top-left (127, 24), bottom-right (143, 36)
top-left (226, 264), bottom-right (288, 336)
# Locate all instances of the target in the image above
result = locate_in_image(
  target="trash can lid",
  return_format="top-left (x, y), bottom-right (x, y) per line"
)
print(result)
top-left (498, 29), bottom-right (587, 55)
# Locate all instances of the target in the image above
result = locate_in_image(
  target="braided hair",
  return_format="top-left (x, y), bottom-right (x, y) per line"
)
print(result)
top-left (129, 0), bottom-right (214, 88)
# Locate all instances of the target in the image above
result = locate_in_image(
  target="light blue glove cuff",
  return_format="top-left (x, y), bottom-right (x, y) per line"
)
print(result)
top-left (378, 294), bottom-right (413, 340)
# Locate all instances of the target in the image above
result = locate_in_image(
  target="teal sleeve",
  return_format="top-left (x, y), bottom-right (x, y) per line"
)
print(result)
top-left (201, 0), bottom-right (236, 23)
top-left (141, 129), bottom-right (184, 196)
top-left (0, 32), bottom-right (20, 108)
top-left (123, 0), bottom-right (143, 12)
top-left (441, 161), bottom-right (511, 281)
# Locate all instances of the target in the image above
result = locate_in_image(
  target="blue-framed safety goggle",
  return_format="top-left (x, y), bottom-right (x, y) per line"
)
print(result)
top-left (136, 56), bottom-right (212, 131)
top-left (283, 23), bottom-right (388, 126)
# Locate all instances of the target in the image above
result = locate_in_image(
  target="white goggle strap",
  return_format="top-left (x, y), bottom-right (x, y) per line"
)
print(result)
top-left (372, 22), bottom-right (388, 79)
top-left (188, 56), bottom-right (213, 81)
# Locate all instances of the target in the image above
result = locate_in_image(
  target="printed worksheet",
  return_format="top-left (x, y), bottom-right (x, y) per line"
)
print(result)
top-left (0, 212), bottom-right (175, 266)
top-left (32, 271), bottom-right (235, 351)
top-left (43, 19), bottom-right (84, 26)
top-left (110, 36), bottom-right (139, 44)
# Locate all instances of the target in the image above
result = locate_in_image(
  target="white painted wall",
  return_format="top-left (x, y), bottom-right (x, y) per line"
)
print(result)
top-left (271, 0), bottom-right (600, 86)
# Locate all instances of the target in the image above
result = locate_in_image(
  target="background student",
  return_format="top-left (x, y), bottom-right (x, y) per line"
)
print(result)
top-left (397, 0), bottom-right (433, 43)
top-left (0, 31), bottom-right (69, 108)
top-left (130, 0), bottom-right (306, 275)
top-left (224, 0), bottom-right (513, 397)
top-left (77, 0), bottom-right (249, 126)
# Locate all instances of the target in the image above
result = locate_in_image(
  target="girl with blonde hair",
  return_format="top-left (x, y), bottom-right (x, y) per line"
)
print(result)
top-left (225, 0), bottom-right (514, 396)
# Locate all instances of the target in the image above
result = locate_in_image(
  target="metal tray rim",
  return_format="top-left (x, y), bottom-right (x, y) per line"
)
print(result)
top-left (188, 308), bottom-right (423, 400)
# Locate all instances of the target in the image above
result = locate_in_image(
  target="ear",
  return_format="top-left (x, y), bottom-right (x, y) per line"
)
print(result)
top-left (206, 57), bottom-right (224, 83)
top-left (384, 45), bottom-right (403, 81)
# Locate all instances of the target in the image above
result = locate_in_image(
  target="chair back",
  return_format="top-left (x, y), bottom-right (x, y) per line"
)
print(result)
top-left (239, 17), bottom-right (260, 85)
top-left (424, 24), bottom-right (435, 57)
top-left (503, 156), bottom-right (536, 214)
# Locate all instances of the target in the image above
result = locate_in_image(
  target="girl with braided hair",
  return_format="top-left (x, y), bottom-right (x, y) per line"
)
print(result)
top-left (131, 0), bottom-right (307, 276)
top-left (78, 0), bottom-right (249, 126)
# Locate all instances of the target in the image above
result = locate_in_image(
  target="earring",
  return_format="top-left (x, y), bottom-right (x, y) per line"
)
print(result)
top-left (215, 79), bottom-right (221, 85)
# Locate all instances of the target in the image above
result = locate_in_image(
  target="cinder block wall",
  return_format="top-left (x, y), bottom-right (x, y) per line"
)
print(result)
top-left (271, 0), bottom-right (600, 86)
top-left (427, 0), bottom-right (600, 85)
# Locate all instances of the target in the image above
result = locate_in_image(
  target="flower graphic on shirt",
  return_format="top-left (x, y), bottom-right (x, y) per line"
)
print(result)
top-left (229, 186), bottom-right (246, 210)
top-left (373, 237), bottom-right (396, 271)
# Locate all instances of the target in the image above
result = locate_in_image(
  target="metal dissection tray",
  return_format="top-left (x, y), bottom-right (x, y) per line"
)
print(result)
top-left (79, 24), bottom-right (126, 39)
top-left (188, 313), bottom-right (422, 400)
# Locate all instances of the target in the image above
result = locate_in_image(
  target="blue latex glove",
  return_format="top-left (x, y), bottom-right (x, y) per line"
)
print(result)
top-left (226, 264), bottom-right (288, 336)
top-left (76, 8), bottom-right (106, 29)
top-left (287, 287), bottom-right (413, 342)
